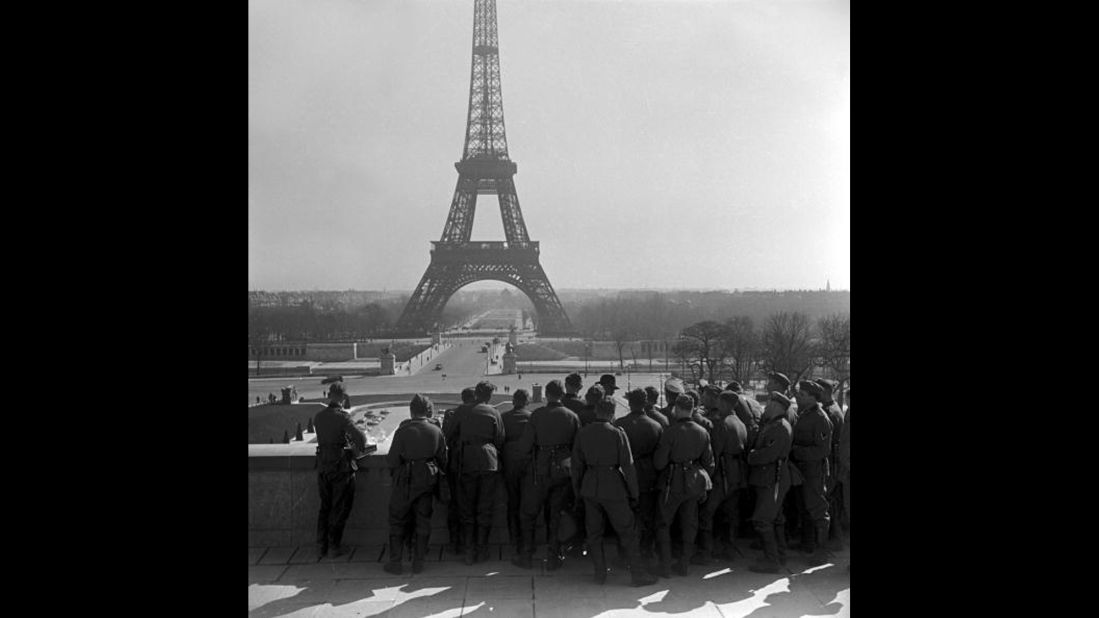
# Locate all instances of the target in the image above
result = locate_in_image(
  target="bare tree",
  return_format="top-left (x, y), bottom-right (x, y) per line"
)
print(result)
top-left (815, 313), bottom-right (851, 399)
top-left (680, 321), bottom-right (729, 383)
top-left (722, 316), bottom-right (759, 386)
top-left (760, 311), bottom-right (815, 382)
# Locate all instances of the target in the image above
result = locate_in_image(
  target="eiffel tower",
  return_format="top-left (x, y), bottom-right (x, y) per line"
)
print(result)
top-left (396, 0), bottom-right (571, 336)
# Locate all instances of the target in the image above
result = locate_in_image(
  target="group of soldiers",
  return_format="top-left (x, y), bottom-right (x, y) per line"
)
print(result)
top-left (312, 371), bottom-right (850, 585)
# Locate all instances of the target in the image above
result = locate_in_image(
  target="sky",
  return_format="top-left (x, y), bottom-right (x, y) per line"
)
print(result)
top-left (249, 0), bottom-right (850, 291)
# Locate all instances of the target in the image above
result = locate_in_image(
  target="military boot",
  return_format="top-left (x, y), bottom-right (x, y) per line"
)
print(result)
top-left (590, 541), bottom-right (607, 585)
top-left (690, 530), bottom-right (712, 565)
top-left (826, 517), bottom-right (845, 552)
top-left (546, 540), bottom-right (563, 571)
top-left (475, 526), bottom-right (492, 563)
top-left (807, 521), bottom-right (833, 567)
top-left (655, 536), bottom-right (673, 578)
top-left (412, 535), bottom-right (430, 574)
top-left (511, 528), bottom-right (534, 569)
top-left (631, 563), bottom-right (658, 587)
top-left (463, 527), bottom-right (476, 566)
top-left (383, 535), bottom-right (404, 575)
top-left (796, 516), bottom-right (815, 554)
top-left (774, 527), bottom-right (789, 566)
top-left (748, 525), bottom-right (781, 574)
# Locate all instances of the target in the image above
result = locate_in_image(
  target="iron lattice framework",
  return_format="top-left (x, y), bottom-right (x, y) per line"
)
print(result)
top-left (396, 0), bottom-right (571, 335)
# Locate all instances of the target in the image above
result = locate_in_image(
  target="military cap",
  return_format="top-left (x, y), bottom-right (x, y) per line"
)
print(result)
top-left (664, 378), bottom-right (685, 394)
top-left (321, 375), bottom-right (344, 385)
top-left (597, 374), bottom-right (621, 392)
top-left (674, 394), bottom-right (694, 411)
top-left (597, 399), bottom-right (618, 416)
top-left (698, 378), bottom-right (709, 388)
top-left (702, 384), bottom-right (724, 397)
top-left (625, 388), bottom-right (647, 406)
top-left (797, 380), bottom-right (824, 398)
top-left (768, 372), bottom-right (791, 389)
top-left (769, 391), bottom-right (791, 409)
top-left (815, 378), bottom-right (839, 393)
top-left (565, 372), bottom-right (583, 387)
top-left (409, 394), bottom-right (433, 416)
top-left (726, 381), bottom-right (743, 393)
top-left (685, 389), bottom-right (700, 406)
top-left (585, 384), bottom-right (606, 402)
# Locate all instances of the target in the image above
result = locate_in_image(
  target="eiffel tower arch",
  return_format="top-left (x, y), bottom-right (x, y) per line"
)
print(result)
top-left (396, 0), bottom-right (571, 336)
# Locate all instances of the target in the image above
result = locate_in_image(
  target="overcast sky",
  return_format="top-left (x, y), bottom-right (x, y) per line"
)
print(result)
top-left (249, 0), bottom-right (849, 291)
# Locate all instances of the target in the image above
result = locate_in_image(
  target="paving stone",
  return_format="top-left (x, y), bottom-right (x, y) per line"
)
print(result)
top-left (384, 599), bottom-right (465, 618)
top-left (250, 547), bottom-right (269, 565)
top-left (461, 599), bottom-right (534, 617)
top-left (333, 577), bottom-right (466, 604)
top-left (280, 562), bottom-right (381, 581)
top-left (534, 574), bottom-right (607, 599)
top-left (464, 575), bottom-right (532, 600)
top-left (312, 600), bottom-right (394, 617)
top-left (260, 546), bottom-right (297, 565)
top-left (291, 546), bottom-right (326, 564)
top-left (249, 581), bottom-right (339, 615)
top-left (349, 545), bottom-right (385, 563)
top-left (250, 565), bottom-right (290, 584)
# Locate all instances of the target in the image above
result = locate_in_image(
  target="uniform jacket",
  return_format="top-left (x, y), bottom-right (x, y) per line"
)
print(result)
top-left (710, 412), bottom-right (749, 490)
top-left (747, 414), bottom-right (793, 486)
top-left (444, 402), bottom-right (505, 473)
top-left (314, 404), bottom-right (365, 474)
top-left (561, 393), bottom-right (586, 416)
top-left (837, 406), bottom-right (850, 483)
top-left (643, 405), bottom-right (670, 428)
top-left (614, 410), bottom-right (663, 492)
top-left (578, 403), bottom-right (598, 427)
top-left (654, 417), bottom-right (715, 500)
top-left (442, 404), bottom-right (472, 473)
top-left (501, 406), bottom-right (533, 475)
top-left (791, 403), bottom-right (833, 478)
top-left (387, 418), bottom-right (447, 495)
top-left (572, 418), bottom-right (639, 501)
top-left (734, 396), bottom-right (764, 446)
top-left (515, 401), bottom-right (581, 480)
top-left (822, 400), bottom-right (845, 458)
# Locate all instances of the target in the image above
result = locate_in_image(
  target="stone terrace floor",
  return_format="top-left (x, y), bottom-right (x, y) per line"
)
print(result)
top-left (249, 540), bottom-right (850, 617)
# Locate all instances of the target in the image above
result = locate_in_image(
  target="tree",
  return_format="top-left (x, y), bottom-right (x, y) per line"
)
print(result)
top-left (680, 320), bottom-right (729, 382)
top-left (671, 338), bottom-right (702, 381)
top-left (760, 311), bottom-right (815, 382)
top-left (722, 316), bottom-right (759, 386)
top-left (815, 313), bottom-right (851, 399)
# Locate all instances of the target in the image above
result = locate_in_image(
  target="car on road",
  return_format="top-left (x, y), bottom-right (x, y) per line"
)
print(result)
top-left (434, 364), bottom-right (443, 370)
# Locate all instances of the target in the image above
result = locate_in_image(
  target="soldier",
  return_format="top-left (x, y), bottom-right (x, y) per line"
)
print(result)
top-left (790, 380), bottom-right (834, 566)
top-left (321, 375), bottom-right (352, 410)
top-left (693, 390), bottom-right (748, 565)
top-left (815, 378), bottom-right (846, 551)
top-left (746, 393), bottom-right (795, 573)
top-left (767, 372), bottom-right (801, 541)
top-left (445, 381), bottom-right (505, 565)
top-left (442, 387), bottom-right (477, 555)
top-left (658, 378), bottom-right (685, 426)
top-left (685, 388), bottom-right (714, 431)
top-left (595, 374), bottom-right (622, 400)
top-left (653, 394), bottom-right (715, 577)
top-left (511, 379), bottom-right (581, 570)
top-left (501, 388), bottom-right (533, 558)
top-left (838, 388), bottom-right (850, 572)
top-left (643, 386), bottom-right (669, 428)
top-left (574, 399), bottom-right (659, 587)
top-left (578, 384), bottom-right (605, 427)
top-left (615, 389), bottom-right (664, 559)
top-left (561, 372), bottom-right (586, 416)
top-left (312, 381), bottom-right (366, 559)
top-left (384, 395), bottom-right (448, 574)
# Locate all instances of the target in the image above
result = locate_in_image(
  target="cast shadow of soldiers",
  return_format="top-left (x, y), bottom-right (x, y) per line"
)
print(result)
top-left (248, 572), bottom-right (468, 618)
top-left (638, 561), bottom-right (848, 617)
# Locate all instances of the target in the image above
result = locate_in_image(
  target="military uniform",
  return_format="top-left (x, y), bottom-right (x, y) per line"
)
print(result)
top-left (445, 401), bottom-right (506, 563)
top-left (644, 403), bottom-right (670, 428)
top-left (791, 401), bottom-right (833, 564)
top-left (513, 400), bottom-right (581, 569)
top-left (385, 417), bottom-right (447, 573)
top-left (838, 406), bottom-right (850, 529)
top-left (615, 409), bottom-right (663, 556)
top-left (501, 405), bottom-right (533, 555)
top-left (442, 404), bottom-right (471, 552)
top-left (821, 396), bottom-right (846, 549)
top-left (653, 415), bottom-right (715, 576)
top-left (746, 411), bottom-right (794, 572)
top-left (313, 403), bottom-right (366, 556)
top-left (573, 416), bottom-right (655, 585)
top-left (561, 392), bottom-right (585, 416)
top-left (695, 411), bottom-right (748, 563)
